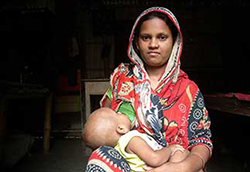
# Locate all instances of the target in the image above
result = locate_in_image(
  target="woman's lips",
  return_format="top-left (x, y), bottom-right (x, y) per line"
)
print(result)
top-left (148, 52), bottom-right (160, 56)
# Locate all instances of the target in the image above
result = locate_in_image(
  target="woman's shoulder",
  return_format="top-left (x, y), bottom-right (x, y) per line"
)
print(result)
top-left (186, 80), bottom-right (199, 90)
top-left (183, 80), bottom-right (203, 98)
top-left (110, 63), bottom-right (134, 82)
top-left (113, 63), bottom-right (134, 72)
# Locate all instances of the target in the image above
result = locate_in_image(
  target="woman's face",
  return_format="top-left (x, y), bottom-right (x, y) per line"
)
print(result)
top-left (136, 17), bottom-right (174, 68)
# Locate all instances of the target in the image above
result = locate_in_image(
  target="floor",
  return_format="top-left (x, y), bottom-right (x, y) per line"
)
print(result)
top-left (0, 136), bottom-right (248, 172)
top-left (2, 138), bottom-right (89, 172)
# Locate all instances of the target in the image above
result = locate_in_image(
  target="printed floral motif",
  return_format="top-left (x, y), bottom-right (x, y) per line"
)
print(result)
top-left (187, 90), bottom-right (212, 149)
top-left (198, 107), bottom-right (211, 130)
top-left (145, 94), bottom-right (167, 146)
top-left (119, 82), bottom-right (134, 96)
top-left (178, 103), bottom-right (186, 113)
top-left (164, 118), bottom-right (178, 143)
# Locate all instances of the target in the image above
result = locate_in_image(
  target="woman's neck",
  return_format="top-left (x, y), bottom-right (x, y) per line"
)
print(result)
top-left (145, 64), bottom-right (166, 89)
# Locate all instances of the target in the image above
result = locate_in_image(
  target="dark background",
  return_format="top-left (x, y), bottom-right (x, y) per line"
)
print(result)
top-left (0, 0), bottom-right (249, 93)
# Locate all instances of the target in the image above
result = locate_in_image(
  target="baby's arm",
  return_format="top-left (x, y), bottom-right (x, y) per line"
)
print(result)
top-left (126, 136), bottom-right (183, 167)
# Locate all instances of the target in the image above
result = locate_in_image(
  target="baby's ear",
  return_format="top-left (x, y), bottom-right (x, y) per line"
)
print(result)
top-left (116, 124), bottom-right (129, 135)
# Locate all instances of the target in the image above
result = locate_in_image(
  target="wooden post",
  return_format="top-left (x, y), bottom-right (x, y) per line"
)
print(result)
top-left (0, 98), bottom-right (7, 137)
top-left (43, 93), bottom-right (53, 154)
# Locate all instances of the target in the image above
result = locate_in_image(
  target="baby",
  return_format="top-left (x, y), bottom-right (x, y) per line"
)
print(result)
top-left (83, 107), bottom-right (188, 171)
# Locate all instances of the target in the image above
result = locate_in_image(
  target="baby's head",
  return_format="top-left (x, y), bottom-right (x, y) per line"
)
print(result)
top-left (82, 107), bottom-right (131, 150)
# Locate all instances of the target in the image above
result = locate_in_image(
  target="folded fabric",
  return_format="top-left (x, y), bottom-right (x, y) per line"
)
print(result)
top-left (86, 146), bottom-right (131, 172)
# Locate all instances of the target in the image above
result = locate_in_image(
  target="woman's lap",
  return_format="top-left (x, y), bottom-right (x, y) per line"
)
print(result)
top-left (86, 146), bottom-right (131, 172)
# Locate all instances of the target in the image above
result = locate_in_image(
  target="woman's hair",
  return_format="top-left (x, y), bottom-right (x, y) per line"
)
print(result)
top-left (134, 11), bottom-right (178, 40)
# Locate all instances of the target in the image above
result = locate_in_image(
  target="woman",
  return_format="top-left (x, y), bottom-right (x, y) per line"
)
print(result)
top-left (86, 6), bottom-right (212, 172)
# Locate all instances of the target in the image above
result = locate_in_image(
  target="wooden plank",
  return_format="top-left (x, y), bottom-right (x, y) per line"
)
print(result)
top-left (0, 98), bottom-right (7, 136)
top-left (84, 80), bottom-right (110, 120)
top-left (43, 93), bottom-right (53, 154)
top-left (204, 96), bottom-right (250, 117)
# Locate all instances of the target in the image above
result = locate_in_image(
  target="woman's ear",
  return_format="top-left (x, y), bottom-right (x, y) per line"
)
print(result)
top-left (135, 38), bottom-right (139, 50)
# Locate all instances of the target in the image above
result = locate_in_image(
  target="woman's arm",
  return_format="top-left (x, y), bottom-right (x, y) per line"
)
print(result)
top-left (146, 145), bottom-right (210, 172)
top-left (100, 86), bottom-right (112, 108)
top-left (182, 145), bottom-right (210, 171)
top-left (103, 97), bottom-right (112, 107)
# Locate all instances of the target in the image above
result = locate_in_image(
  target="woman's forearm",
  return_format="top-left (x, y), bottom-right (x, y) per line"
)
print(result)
top-left (182, 145), bottom-right (210, 172)
top-left (145, 145), bottom-right (210, 172)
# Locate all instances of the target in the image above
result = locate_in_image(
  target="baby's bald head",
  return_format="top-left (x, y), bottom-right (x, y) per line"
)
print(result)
top-left (82, 108), bottom-right (118, 149)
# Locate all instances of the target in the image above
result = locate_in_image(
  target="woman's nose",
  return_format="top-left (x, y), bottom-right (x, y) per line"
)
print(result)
top-left (149, 38), bottom-right (159, 48)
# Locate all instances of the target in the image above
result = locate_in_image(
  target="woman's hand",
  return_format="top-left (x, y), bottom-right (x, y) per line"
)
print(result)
top-left (168, 144), bottom-right (185, 156)
top-left (145, 161), bottom-right (186, 172)
top-left (144, 148), bottom-right (189, 172)
top-left (146, 162), bottom-right (204, 172)
top-left (146, 145), bottom-right (209, 172)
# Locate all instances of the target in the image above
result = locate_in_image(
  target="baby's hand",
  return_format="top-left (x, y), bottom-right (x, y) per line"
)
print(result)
top-left (168, 144), bottom-right (185, 156)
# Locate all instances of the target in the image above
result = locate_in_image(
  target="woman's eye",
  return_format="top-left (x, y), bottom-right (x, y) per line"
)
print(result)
top-left (159, 35), bottom-right (167, 41)
top-left (141, 35), bottom-right (150, 41)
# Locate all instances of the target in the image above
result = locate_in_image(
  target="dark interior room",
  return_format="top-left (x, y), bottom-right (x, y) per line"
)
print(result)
top-left (0, 0), bottom-right (250, 172)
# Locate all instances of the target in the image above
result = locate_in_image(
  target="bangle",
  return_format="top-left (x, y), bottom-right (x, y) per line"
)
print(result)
top-left (190, 152), bottom-right (205, 169)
